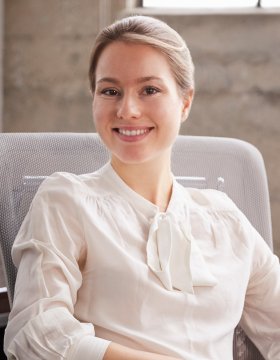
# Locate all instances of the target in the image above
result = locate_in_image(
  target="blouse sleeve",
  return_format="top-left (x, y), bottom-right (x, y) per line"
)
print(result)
top-left (239, 216), bottom-right (280, 360)
top-left (4, 173), bottom-right (110, 360)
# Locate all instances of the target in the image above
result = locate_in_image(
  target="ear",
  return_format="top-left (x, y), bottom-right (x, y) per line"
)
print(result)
top-left (181, 89), bottom-right (194, 123)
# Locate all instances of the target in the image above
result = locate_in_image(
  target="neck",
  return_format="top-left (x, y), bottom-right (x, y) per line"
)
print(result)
top-left (111, 156), bottom-right (173, 212)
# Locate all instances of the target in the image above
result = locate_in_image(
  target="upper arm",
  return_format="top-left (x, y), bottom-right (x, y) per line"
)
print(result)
top-left (240, 225), bottom-right (280, 359)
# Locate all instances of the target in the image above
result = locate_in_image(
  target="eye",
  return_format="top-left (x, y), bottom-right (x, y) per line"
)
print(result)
top-left (100, 88), bottom-right (120, 96)
top-left (143, 86), bottom-right (160, 96)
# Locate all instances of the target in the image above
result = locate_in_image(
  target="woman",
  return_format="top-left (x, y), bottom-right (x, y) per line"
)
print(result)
top-left (4, 15), bottom-right (280, 360)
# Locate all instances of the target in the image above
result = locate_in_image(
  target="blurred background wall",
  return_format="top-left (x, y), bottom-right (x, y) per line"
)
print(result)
top-left (2, 0), bottom-right (280, 257)
top-left (0, 0), bottom-right (3, 132)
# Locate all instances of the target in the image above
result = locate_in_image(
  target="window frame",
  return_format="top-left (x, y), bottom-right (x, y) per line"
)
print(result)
top-left (141, 0), bottom-right (280, 9)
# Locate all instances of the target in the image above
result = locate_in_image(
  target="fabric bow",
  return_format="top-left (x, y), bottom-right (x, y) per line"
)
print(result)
top-left (147, 212), bottom-right (217, 294)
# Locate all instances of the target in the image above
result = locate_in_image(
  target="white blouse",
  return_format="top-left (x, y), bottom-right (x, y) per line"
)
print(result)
top-left (4, 163), bottom-right (280, 360)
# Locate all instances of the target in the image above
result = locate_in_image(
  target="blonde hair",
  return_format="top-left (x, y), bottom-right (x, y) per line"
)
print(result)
top-left (89, 15), bottom-right (195, 95)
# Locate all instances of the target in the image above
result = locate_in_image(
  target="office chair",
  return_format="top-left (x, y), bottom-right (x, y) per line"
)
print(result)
top-left (0, 132), bottom-right (272, 360)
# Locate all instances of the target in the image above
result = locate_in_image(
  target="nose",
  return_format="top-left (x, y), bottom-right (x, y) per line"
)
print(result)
top-left (116, 93), bottom-right (141, 120)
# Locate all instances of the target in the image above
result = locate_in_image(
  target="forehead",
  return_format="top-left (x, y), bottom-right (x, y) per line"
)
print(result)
top-left (95, 41), bottom-right (174, 80)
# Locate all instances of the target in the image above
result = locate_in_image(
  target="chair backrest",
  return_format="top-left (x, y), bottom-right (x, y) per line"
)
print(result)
top-left (0, 133), bottom-right (272, 360)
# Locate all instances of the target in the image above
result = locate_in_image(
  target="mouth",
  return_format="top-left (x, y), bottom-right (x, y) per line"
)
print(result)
top-left (113, 127), bottom-right (154, 137)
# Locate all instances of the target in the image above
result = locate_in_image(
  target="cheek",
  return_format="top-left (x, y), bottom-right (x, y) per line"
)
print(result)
top-left (91, 99), bottom-right (98, 121)
top-left (92, 106), bottom-right (100, 127)
top-left (92, 100), bottom-right (109, 127)
top-left (155, 100), bottom-right (183, 127)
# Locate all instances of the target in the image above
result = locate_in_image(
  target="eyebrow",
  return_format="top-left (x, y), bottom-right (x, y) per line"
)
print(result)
top-left (96, 76), bottom-right (164, 85)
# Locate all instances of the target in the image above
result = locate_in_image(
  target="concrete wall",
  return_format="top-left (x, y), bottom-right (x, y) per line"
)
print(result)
top-left (0, 0), bottom-right (3, 132)
top-left (3, 0), bottom-right (127, 132)
top-left (0, 0), bottom-right (3, 288)
top-left (3, 2), bottom-right (280, 259)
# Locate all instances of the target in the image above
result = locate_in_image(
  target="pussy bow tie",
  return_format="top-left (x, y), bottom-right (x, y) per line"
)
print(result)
top-left (146, 212), bottom-right (217, 294)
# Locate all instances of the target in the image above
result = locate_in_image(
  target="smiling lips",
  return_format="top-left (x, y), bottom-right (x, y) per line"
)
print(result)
top-left (114, 127), bottom-right (153, 138)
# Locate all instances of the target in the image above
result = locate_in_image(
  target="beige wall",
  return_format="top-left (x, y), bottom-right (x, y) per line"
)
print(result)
top-left (3, 2), bottom-right (280, 257)
top-left (0, 0), bottom-right (3, 132)
top-left (3, 0), bottom-right (126, 132)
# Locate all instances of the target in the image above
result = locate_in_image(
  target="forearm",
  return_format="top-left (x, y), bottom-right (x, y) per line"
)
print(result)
top-left (103, 342), bottom-right (181, 360)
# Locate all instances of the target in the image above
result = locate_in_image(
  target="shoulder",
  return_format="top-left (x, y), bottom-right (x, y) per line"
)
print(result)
top-left (184, 187), bottom-right (239, 213)
top-left (183, 187), bottom-right (260, 255)
top-left (37, 169), bottom-right (106, 197)
top-left (31, 169), bottom-right (109, 212)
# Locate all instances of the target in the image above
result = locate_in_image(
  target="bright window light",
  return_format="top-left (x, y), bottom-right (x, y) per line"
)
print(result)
top-left (143, 0), bottom-right (258, 8)
top-left (261, 0), bottom-right (280, 6)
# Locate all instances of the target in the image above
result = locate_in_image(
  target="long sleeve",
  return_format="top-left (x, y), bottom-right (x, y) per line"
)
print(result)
top-left (4, 173), bottom-right (110, 359)
top-left (239, 218), bottom-right (280, 360)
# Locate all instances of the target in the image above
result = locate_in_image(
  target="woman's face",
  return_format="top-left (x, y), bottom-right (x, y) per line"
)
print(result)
top-left (92, 41), bottom-right (193, 167)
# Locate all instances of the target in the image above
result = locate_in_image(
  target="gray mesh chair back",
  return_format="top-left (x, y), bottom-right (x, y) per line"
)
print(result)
top-left (0, 133), bottom-right (272, 360)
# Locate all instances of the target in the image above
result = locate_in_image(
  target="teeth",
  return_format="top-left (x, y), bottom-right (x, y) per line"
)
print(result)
top-left (118, 128), bottom-right (149, 136)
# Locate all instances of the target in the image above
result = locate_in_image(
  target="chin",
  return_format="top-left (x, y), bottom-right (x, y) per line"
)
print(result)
top-left (117, 157), bottom-right (150, 166)
top-left (114, 152), bottom-right (168, 168)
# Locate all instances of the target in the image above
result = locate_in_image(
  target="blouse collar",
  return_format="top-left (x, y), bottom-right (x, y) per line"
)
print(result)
top-left (98, 162), bottom-right (164, 217)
